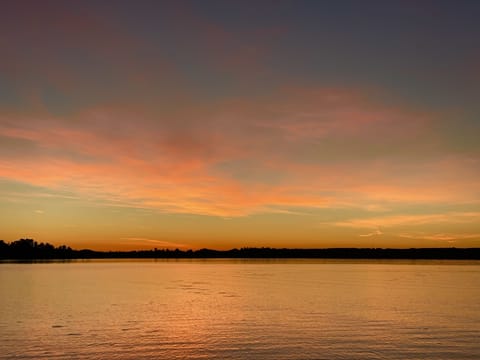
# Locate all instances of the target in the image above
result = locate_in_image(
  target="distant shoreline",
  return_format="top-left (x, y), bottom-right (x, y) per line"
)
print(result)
top-left (1, 239), bottom-right (480, 260)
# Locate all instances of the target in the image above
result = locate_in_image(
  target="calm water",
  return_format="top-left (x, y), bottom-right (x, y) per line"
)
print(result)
top-left (1, 259), bottom-right (479, 359)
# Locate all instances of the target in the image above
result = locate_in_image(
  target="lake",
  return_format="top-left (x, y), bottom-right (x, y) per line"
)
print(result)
top-left (1, 259), bottom-right (479, 359)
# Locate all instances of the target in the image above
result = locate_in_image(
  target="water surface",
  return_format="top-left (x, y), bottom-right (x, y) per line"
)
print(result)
top-left (1, 259), bottom-right (479, 359)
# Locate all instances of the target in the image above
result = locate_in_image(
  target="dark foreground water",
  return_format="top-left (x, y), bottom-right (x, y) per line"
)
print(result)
top-left (1, 259), bottom-right (479, 359)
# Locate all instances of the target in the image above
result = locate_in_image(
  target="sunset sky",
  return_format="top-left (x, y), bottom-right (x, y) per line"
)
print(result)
top-left (1, 0), bottom-right (479, 250)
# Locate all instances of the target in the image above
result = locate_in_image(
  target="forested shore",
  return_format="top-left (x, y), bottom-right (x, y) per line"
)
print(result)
top-left (1, 238), bottom-right (480, 260)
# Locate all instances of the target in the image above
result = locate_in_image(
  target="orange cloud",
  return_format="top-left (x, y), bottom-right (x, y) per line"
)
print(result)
top-left (0, 87), bottom-right (478, 217)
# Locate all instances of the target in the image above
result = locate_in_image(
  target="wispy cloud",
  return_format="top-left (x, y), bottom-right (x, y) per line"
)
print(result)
top-left (399, 233), bottom-right (480, 242)
top-left (120, 237), bottom-right (188, 249)
top-left (359, 228), bottom-right (383, 237)
top-left (334, 212), bottom-right (480, 229)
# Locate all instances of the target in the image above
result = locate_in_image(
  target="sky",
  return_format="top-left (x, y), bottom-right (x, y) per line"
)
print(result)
top-left (0, 0), bottom-right (479, 250)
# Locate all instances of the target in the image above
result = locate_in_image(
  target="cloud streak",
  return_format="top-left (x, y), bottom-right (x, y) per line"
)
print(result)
top-left (359, 228), bottom-right (383, 237)
top-left (120, 237), bottom-right (188, 249)
top-left (398, 233), bottom-right (480, 242)
top-left (334, 212), bottom-right (480, 229)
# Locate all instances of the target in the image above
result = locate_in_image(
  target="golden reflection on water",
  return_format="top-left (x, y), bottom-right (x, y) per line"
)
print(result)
top-left (1, 260), bottom-right (480, 359)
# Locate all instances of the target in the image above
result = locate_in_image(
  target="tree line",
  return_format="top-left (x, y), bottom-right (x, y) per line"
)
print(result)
top-left (0, 239), bottom-right (74, 259)
top-left (1, 238), bottom-right (480, 260)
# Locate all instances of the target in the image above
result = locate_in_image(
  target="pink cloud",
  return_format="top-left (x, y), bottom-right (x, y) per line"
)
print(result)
top-left (0, 86), bottom-right (478, 216)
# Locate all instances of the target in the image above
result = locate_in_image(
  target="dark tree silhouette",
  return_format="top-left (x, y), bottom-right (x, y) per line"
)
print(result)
top-left (0, 239), bottom-right (74, 259)
top-left (0, 239), bottom-right (479, 260)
